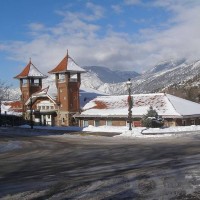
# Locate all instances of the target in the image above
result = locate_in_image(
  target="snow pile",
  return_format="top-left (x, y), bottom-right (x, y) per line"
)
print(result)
top-left (143, 125), bottom-right (200, 133)
top-left (83, 125), bottom-right (128, 133)
top-left (82, 125), bottom-right (200, 138)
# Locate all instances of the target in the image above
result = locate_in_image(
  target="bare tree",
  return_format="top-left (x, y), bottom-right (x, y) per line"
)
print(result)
top-left (0, 80), bottom-right (10, 101)
top-left (0, 80), bottom-right (11, 126)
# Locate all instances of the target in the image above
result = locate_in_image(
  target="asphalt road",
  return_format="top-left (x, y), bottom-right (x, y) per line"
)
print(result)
top-left (0, 127), bottom-right (200, 199)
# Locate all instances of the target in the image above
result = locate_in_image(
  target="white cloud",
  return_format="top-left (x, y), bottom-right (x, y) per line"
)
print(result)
top-left (124, 0), bottom-right (141, 5)
top-left (85, 2), bottom-right (105, 20)
top-left (1, 1), bottom-right (200, 74)
top-left (111, 4), bottom-right (123, 13)
top-left (28, 23), bottom-right (45, 31)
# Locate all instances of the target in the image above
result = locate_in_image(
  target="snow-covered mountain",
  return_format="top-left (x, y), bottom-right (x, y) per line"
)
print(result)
top-left (84, 59), bottom-right (200, 95)
top-left (132, 59), bottom-right (200, 93)
top-left (80, 66), bottom-right (139, 91)
top-left (83, 66), bottom-right (139, 83)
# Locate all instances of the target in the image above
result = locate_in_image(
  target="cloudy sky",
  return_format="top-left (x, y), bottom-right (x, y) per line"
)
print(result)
top-left (1, 0), bottom-right (200, 86)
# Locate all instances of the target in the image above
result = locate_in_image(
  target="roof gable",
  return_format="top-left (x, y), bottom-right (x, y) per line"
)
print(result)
top-left (14, 60), bottom-right (46, 79)
top-left (25, 87), bottom-right (56, 106)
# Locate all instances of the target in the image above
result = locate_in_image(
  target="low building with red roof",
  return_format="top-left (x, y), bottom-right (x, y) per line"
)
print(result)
top-left (75, 93), bottom-right (200, 127)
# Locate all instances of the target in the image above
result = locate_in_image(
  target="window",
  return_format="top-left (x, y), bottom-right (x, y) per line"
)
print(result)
top-left (47, 115), bottom-right (50, 119)
top-left (106, 120), bottom-right (112, 126)
top-left (191, 119), bottom-right (195, 125)
top-left (46, 106), bottom-right (49, 110)
top-left (182, 120), bottom-right (186, 126)
top-left (94, 120), bottom-right (100, 127)
top-left (51, 106), bottom-right (54, 109)
top-left (62, 118), bottom-right (65, 122)
top-left (83, 120), bottom-right (88, 127)
top-left (42, 106), bottom-right (45, 110)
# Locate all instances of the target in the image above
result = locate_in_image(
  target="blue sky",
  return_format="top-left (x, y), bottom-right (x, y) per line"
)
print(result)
top-left (1, 0), bottom-right (200, 87)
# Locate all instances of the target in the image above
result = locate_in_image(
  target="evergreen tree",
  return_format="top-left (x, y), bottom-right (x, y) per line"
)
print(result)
top-left (142, 106), bottom-right (163, 128)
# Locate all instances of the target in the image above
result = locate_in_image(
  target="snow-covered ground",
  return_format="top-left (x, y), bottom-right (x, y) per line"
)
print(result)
top-left (19, 124), bottom-right (200, 138)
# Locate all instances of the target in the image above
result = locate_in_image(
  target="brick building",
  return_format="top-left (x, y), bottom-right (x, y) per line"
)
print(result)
top-left (14, 52), bottom-right (86, 126)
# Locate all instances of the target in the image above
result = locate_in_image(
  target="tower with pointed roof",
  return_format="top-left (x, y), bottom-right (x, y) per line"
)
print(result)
top-left (14, 60), bottom-right (47, 114)
top-left (49, 52), bottom-right (86, 126)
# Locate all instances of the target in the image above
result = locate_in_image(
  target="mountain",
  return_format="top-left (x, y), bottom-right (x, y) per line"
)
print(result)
top-left (132, 59), bottom-right (200, 93)
top-left (149, 59), bottom-right (186, 74)
top-left (83, 66), bottom-right (140, 83)
top-left (81, 60), bottom-right (200, 98)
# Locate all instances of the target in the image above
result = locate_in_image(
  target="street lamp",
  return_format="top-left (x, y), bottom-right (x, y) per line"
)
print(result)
top-left (126, 78), bottom-right (133, 130)
top-left (30, 96), bottom-right (33, 129)
top-left (0, 101), bottom-right (1, 127)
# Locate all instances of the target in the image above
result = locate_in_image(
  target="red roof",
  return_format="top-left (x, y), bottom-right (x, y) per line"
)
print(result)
top-left (48, 55), bottom-right (68, 74)
top-left (14, 61), bottom-right (31, 79)
top-left (93, 100), bottom-right (108, 109)
top-left (5, 101), bottom-right (22, 108)
top-left (48, 52), bottom-right (86, 74)
top-left (14, 60), bottom-right (46, 79)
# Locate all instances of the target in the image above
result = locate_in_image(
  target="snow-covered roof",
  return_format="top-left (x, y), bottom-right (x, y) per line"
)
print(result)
top-left (79, 93), bottom-right (200, 118)
top-left (14, 60), bottom-right (47, 79)
top-left (79, 87), bottom-right (107, 108)
top-left (48, 53), bottom-right (86, 74)
top-left (1, 101), bottom-right (22, 116)
top-left (25, 87), bottom-right (57, 106)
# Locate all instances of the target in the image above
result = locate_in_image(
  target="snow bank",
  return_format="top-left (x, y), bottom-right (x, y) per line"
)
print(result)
top-left (17, 124), bottom-right (200, 138)
top-left (83, 125), bottom-right (200, 138)
top-left (82, 125), bottom-right (128, 133)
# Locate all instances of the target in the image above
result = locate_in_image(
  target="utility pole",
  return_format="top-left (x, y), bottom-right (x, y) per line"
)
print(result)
top-left (30, 96), bottom-right (33, 129)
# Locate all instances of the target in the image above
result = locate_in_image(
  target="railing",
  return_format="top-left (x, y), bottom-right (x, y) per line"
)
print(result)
top-left (31, 83), bottom-right (40, 86)
top-left (22, 83), bottom-right (40, 87)
top-left (58, 79), bottom-right (66, 83)
top-left (58, 78), bottom-right (77, 82)
top-left (70, 78), bottom-right (77, 82)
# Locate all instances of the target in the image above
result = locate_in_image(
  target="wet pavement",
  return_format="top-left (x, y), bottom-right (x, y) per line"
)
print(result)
top-left (0, 127), bottom-right (200, 199)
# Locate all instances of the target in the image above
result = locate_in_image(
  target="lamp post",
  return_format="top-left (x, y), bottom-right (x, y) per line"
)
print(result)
top-left (30, 96), bottom-right (33, 129)
top-left (126, 78), bottom-right (133, 130)
top-left (0, 100), bottom-right (1, 127)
